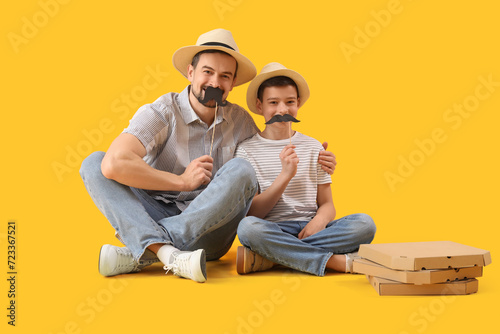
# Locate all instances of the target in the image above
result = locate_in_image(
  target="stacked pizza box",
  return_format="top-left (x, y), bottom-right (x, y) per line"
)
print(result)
top-left (353, 241), bottom-right (492, 296)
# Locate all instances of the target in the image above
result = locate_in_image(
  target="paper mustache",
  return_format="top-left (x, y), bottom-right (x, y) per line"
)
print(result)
top-left (198, 86), bottom-right (228, 106)
top-left (265, 114), bottom-right (300, 124)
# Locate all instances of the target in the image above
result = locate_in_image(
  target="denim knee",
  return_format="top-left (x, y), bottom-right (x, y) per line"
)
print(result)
top-left (237, 216), bottom-right (263, 247)
top-left (79, 151), bottom-right (105, 182)
top-left (353, 213), bottom-right (376, 244)
top-left (220, 158), bottom-right (257, 191)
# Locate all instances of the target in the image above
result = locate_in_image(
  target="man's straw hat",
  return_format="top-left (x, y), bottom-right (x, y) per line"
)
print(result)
top-left (172, 29), bottom-right (256, 86)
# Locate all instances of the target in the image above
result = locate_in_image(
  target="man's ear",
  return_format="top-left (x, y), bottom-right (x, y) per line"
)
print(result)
top-left (228, 76), bottom-right (236, 92)
top-left (187, 64), bottom-right (194, 82)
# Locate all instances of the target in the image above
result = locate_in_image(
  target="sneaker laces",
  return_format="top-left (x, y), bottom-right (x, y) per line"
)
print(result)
top-left (163, 252), bottom-right (190, 277)
top-left (115, 247), bottom-right (139, 271)
top-left (163, 263), bottom-right (178, 275)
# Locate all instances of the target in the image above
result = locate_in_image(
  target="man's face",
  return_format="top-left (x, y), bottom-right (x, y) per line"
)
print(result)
top-left (187, 52), bottom-right (237, 108)
top-left (257, 85), bottom-right (300, 126)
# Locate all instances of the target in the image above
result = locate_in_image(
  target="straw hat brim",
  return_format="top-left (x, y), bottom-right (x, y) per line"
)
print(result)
top-left (172, 45), bottom-right (256, 87)
top-left (246, 67), bottom-right (310, 115)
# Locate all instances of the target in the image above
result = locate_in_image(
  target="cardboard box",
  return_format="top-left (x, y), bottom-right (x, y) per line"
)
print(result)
top-left (367, 276), bottom-right (479, 296)
top-left (358, 241), bottom-right (491, 271)
top-left (353, 258), bottom-right (483, 284)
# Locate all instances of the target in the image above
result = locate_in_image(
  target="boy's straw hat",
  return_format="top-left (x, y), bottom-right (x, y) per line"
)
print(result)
top-left (246, 62), bottom-right (310, 115)
top-left (172, 29), bottom-right (256, 87)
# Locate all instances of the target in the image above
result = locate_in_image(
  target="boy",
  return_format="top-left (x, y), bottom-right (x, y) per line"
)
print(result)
top-left (235, 63), bottom-right (376, 276)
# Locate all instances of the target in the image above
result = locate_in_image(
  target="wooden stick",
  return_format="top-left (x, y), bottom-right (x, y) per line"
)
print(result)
top-left (209, 102), bottom-right (218, 156)
top-left (289, 122), bottom-right (292, 145)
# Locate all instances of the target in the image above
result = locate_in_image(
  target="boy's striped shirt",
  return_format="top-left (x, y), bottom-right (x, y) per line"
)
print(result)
top-left (235, 132), bottom-right (332, 222)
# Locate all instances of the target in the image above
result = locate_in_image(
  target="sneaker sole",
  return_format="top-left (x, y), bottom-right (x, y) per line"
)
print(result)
top-left (191, 249), bottom-right (207, 283)
top-left (236, 246), bottom-right (247, 275)
top-left (98, 244), bottom-right (112, 276)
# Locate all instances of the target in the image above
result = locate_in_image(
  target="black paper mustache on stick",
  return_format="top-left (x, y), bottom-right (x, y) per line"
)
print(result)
top-left (199, 86), bottom-right (228, 106)
top-left (265, 114), bottom-right (300, 124)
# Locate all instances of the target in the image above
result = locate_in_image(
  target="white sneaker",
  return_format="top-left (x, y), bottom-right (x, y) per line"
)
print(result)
top-left (163, 249), bottom-right (207, 283)
top-left (99, 244), bottom-right (140, 277)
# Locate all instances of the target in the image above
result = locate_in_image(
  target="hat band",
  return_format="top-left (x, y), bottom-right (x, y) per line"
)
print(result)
top-left (200, 42), bottom-right (235, 51)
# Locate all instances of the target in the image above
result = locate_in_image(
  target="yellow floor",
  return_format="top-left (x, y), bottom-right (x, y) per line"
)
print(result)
top-left (11, 239), bottom-right (494, 334)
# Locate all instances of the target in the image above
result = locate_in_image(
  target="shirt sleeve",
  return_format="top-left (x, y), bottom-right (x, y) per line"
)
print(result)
top-left (234, 145), bottom-right (249, 161)
top-left (122, 102), bottom-right (170, 157)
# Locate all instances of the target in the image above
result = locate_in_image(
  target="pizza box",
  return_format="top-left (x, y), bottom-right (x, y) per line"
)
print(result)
top-left (353, 258), bottom-right (483, 285)
top-left (358, 241), bottom-right (491, 271)
top-left (367, 276), bottom-right (479, 296)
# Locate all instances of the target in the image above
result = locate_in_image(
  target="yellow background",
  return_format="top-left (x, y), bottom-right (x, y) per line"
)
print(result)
top-left (2, 0), bottom-right (498, 333)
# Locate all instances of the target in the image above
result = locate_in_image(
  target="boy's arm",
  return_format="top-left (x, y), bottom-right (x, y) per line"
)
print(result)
top-left (247, 144), bottom-right (298, 218)
top-left (298, 183), bottom-right (336, 239)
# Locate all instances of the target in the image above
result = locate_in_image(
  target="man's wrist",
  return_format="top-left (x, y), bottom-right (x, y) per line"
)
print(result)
top-left (170, 174), bottom-right (189, 192)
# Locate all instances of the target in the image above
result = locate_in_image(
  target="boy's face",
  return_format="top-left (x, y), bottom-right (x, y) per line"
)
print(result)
top-left (257, 85), bottom-right (300, 125)
top-left (187, 52), bottom-right (237, 108)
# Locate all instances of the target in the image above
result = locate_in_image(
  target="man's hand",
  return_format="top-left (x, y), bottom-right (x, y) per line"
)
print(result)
top-left (280, 145), bottom-right (299, 180)
top-left (318, 142), bottom-right (337, 175)
top-left (298, 218), bottom-right (327, 240)
top-left (180, 155), bottom-right (214, 191)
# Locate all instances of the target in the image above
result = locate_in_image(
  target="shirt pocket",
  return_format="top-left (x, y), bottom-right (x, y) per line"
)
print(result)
top-left (217, 145), bottom-right (236, 167)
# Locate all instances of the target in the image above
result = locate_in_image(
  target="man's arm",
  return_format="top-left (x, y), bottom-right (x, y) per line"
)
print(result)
top-left (246, 144), bottom-right (298, 218)
top-left (101, 133), bottom-right (213, 192)
top-left (319, 142), bottom-right (337, 175)
top-left (298, 183), bottom-right (336, 240)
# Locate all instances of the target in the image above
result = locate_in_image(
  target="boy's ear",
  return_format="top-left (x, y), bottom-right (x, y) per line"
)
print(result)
top-left (297, 97), bottom-right (301, 108)
top-left (256, 98), bottom-right (263, 113)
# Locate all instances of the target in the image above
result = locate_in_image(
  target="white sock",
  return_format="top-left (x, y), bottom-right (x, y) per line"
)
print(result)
top-left (156, 244), bottom-right (179, 266)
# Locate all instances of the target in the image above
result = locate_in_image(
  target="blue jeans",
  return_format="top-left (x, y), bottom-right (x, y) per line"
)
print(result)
top-left (80, 151), bottom-right (258, 265)
top-left (237, 214), bottom-right (376, 276)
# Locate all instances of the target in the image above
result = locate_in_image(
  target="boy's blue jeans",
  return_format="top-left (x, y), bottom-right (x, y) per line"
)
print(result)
top-left (237, 214), bottom-right (376, 276)
top-left (80, 151), bottom-right (258, 265)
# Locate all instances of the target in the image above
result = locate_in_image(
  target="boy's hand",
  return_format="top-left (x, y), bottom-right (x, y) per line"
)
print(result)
top-left (318, 142), bottom-right (337, 175)
top-left (180, 155), bottom-right (213, 191)
top-left (298, 218), bottom-right (327, 239)
top-left (279, 145), bottom-right (299, 179)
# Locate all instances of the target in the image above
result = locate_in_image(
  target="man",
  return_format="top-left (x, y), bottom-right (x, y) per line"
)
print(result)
top-left (80, 29), bottom-right (336, 283)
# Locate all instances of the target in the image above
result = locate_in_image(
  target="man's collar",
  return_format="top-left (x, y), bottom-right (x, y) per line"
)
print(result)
top-left (178, 86), bottom-right (199, 125)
